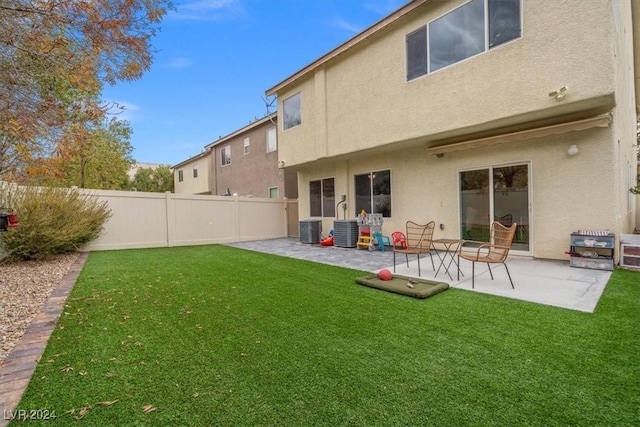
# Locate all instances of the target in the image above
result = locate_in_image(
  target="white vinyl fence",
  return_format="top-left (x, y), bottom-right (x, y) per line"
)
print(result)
top-left (1, 182), bottom-right (297, 252)
top-left (83, 190), bottom-right (295, 251)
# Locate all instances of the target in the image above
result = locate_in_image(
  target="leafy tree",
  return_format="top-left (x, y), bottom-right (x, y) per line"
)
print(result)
top-left (0, 0), bottom-right (173, 179)
top-left (128, 165), bottom-right (174, 193)
top-left (27, 117), bottom-right (134, 189)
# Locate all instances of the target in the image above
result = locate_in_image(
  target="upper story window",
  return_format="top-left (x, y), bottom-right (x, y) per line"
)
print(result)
top-left (221, 145), bottom-right (231, 166)
top-left (266, 126), bottom-right (277, 152)
top-left (193, 165), bottom-right (198, 178)
top-left (407, 0), bottom-right (521, 80)
top-left (243, 137), bottom-right (250, 155)
top-left (178, 169), bottom-right (184, 182)
top-left (283, 93), bottom-right (301, 130)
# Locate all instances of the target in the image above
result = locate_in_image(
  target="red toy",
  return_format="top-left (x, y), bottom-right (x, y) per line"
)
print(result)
top-left (391, 231), bottom-right (408, 249)
top-left (320, 236), bottom-right (334, 246)
top-left (378, 269), bottom-right (393, 281)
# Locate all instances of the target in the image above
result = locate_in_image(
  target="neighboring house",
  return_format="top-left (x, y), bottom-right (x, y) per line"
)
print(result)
top-left (173, 113), bottom-right (298, 199)
top-left (172, 151), bottom-right (210, 195)
top-left (265, 0), bottom-right (638, 261)
top-left (128, 162), bottom-right (164, 180)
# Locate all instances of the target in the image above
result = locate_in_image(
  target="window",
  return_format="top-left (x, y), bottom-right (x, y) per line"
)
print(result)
top-left (178, 169), bottom-right (184, 182)
top-left (406, 27), bottom-right (428, 81)
top-left (268, 187), bottom-right (279, 199)
top-left (221, 145), bottom-right (231, 166)
top-left (244, 137), bottom-right (250, 155)
top-left (459, 164), bottom-right (529, 252)
top-left (430, 0), bottom-right (484, 72)
top-left (355, 170), bottom-right (391, 217)
top-left (309, 178), bottom-right (335, 217)
top-left (266, 126), bottom-right (277, 152)
top-left (192, 165), bottom-right (198, 178)
top-left (283, 93), bottom-right (301, 130)
top-left (406, 0), bottom-right (521, 80)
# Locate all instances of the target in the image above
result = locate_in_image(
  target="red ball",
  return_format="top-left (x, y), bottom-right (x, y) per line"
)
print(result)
top-left (378, 269), bottom-right (393, 281)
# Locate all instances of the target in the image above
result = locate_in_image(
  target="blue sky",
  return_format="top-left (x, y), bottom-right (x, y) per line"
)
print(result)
top-left (101, 0), bottom-right (406, 166)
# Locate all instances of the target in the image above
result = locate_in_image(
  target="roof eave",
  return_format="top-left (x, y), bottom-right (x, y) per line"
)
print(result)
top-left (265, 0), bottom-right (430, 97)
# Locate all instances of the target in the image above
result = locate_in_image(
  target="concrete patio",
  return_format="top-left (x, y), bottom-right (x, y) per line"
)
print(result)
top-left (226, 238), bottom-right (613, 313)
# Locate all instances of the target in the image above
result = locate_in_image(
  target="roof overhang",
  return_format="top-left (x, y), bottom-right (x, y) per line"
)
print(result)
top-left (204, 113), bottom-right (277, 150)
top-left (425, 113), bottom-right (612, 156)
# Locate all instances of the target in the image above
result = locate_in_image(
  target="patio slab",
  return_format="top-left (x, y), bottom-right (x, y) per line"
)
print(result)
top-left (226, 238), bottom-right (612, 313)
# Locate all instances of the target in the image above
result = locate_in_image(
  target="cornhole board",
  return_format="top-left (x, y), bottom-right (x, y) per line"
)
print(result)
top-left (355, 274), bottom-right (449, 299)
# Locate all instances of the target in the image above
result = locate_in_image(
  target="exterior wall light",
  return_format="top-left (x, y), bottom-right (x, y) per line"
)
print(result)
top-left (567, 144), bottom-right (579, 156)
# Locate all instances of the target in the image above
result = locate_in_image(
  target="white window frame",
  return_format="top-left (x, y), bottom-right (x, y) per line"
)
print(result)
top-left (266, 126), bottom-right (277, 153)
top-left (406, 0), bottom-right (522, 81)
top-left (244, 137), bottom-right (250, 155)
top-left (178, 169), bottom-right (184, 182)
top-left (193, 165), bottom-right (198, 178)
top-left (268, 186), bottom-right (279, 199)
top-left (309, 177), bottom-right (335, 218)
top-left (283, 93), bottom-right (301, 130)
top-left (221, 145), bottom-right (231, 166)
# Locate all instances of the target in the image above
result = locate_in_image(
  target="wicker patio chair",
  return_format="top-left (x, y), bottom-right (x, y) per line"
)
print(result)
top-left (457, 221), bottom-right (517, 289)
top-left (392, 221), bottom-right (436, 276)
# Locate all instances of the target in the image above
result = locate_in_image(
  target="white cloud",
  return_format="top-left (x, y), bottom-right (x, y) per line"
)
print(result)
top-left (164, 57), bottom-right (193, 69)
top-left (329, 1), bottom-right (406, 36)
top-left (170, 0), bottom-right (245, 21)
top-left (331, 18), bottom-right (363, 34)
top-left (363, 0), bottom-right (405, 16)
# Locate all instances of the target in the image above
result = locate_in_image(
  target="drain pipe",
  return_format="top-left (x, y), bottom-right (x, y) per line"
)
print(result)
top-left (336, 195), bottom-right (347, 220)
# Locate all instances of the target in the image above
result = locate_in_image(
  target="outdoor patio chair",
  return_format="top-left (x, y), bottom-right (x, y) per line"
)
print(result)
top-left (393, 221), bottom-right (436, 276)
top-left (372, 232), bottom-right (391, 252)
top-left (457, 221), bottom-right (517, 289)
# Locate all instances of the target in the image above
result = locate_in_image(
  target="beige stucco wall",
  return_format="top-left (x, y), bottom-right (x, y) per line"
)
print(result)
top-left (612, 0), bottom-right (639, 238)
top-left (275, 0), bottom-right (637, 261)
top-left (173, 155), bottom-right (211, 195)
top-left (278, 0), bottom-right (617, 168)
top-left (299, 125), bottom-right (618, 261)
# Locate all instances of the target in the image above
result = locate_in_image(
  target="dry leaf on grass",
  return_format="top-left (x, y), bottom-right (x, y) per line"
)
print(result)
top-left (97, 400), bottom-right (119, 406)
top-left (60, 364), bottom-right (73, 372)
top-left (75, 405), bottom-right (90, 420)
top-left (142, 404), bottom-right (157, 413)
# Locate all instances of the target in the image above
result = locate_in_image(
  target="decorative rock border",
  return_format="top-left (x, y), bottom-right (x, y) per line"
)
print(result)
top-left (0, 252), bottom-right (88, 426)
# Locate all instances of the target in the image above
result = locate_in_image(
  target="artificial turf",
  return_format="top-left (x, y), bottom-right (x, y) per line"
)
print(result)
top-left (11, 245), bottom-right (640, 426)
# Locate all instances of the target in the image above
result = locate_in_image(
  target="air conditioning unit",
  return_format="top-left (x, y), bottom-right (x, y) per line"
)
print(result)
top-left (333, 220), bottom-right (359, 248)
top-left (299, 220), bottom-right (322, 244)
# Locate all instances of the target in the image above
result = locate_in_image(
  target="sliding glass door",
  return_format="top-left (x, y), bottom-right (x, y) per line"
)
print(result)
top-left (460, 163), bottom-right (530, 252)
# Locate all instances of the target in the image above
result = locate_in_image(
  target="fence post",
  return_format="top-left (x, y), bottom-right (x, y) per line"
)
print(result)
top-left (166, 191), bottom-right (175, 247)
top-left (233, 196), bottom-right (240, 242)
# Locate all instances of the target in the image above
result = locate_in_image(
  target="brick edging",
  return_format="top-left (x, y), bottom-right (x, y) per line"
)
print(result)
top-left (0, 252), bottom-right (88, 425)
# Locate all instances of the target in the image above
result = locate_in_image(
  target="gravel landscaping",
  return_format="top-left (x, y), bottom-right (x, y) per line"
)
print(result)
top-left (0, 253), bottom-right (79, 360)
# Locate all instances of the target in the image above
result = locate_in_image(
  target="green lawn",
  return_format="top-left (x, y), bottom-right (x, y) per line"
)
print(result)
top-left (13, 245), bottom-right (640, 426)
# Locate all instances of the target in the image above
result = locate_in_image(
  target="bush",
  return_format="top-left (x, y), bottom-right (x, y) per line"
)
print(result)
top-left (0, 185), bottom-right (112, 260)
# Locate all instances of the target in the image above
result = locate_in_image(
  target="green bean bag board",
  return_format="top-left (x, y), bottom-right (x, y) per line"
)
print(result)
top-left (355, 274), bottom-right (449, 299)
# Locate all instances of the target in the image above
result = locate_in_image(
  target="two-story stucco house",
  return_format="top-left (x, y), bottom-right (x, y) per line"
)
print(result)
top-left (265, 0), bottom-right (639, 261)
top-left (173, 113), bottom-right (298, 199)
top-left (172, 152), bottom-right (210, 195)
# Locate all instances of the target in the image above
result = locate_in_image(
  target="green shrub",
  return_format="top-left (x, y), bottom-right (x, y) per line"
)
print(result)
top-left (0, 185), bottom-right (111, 260)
